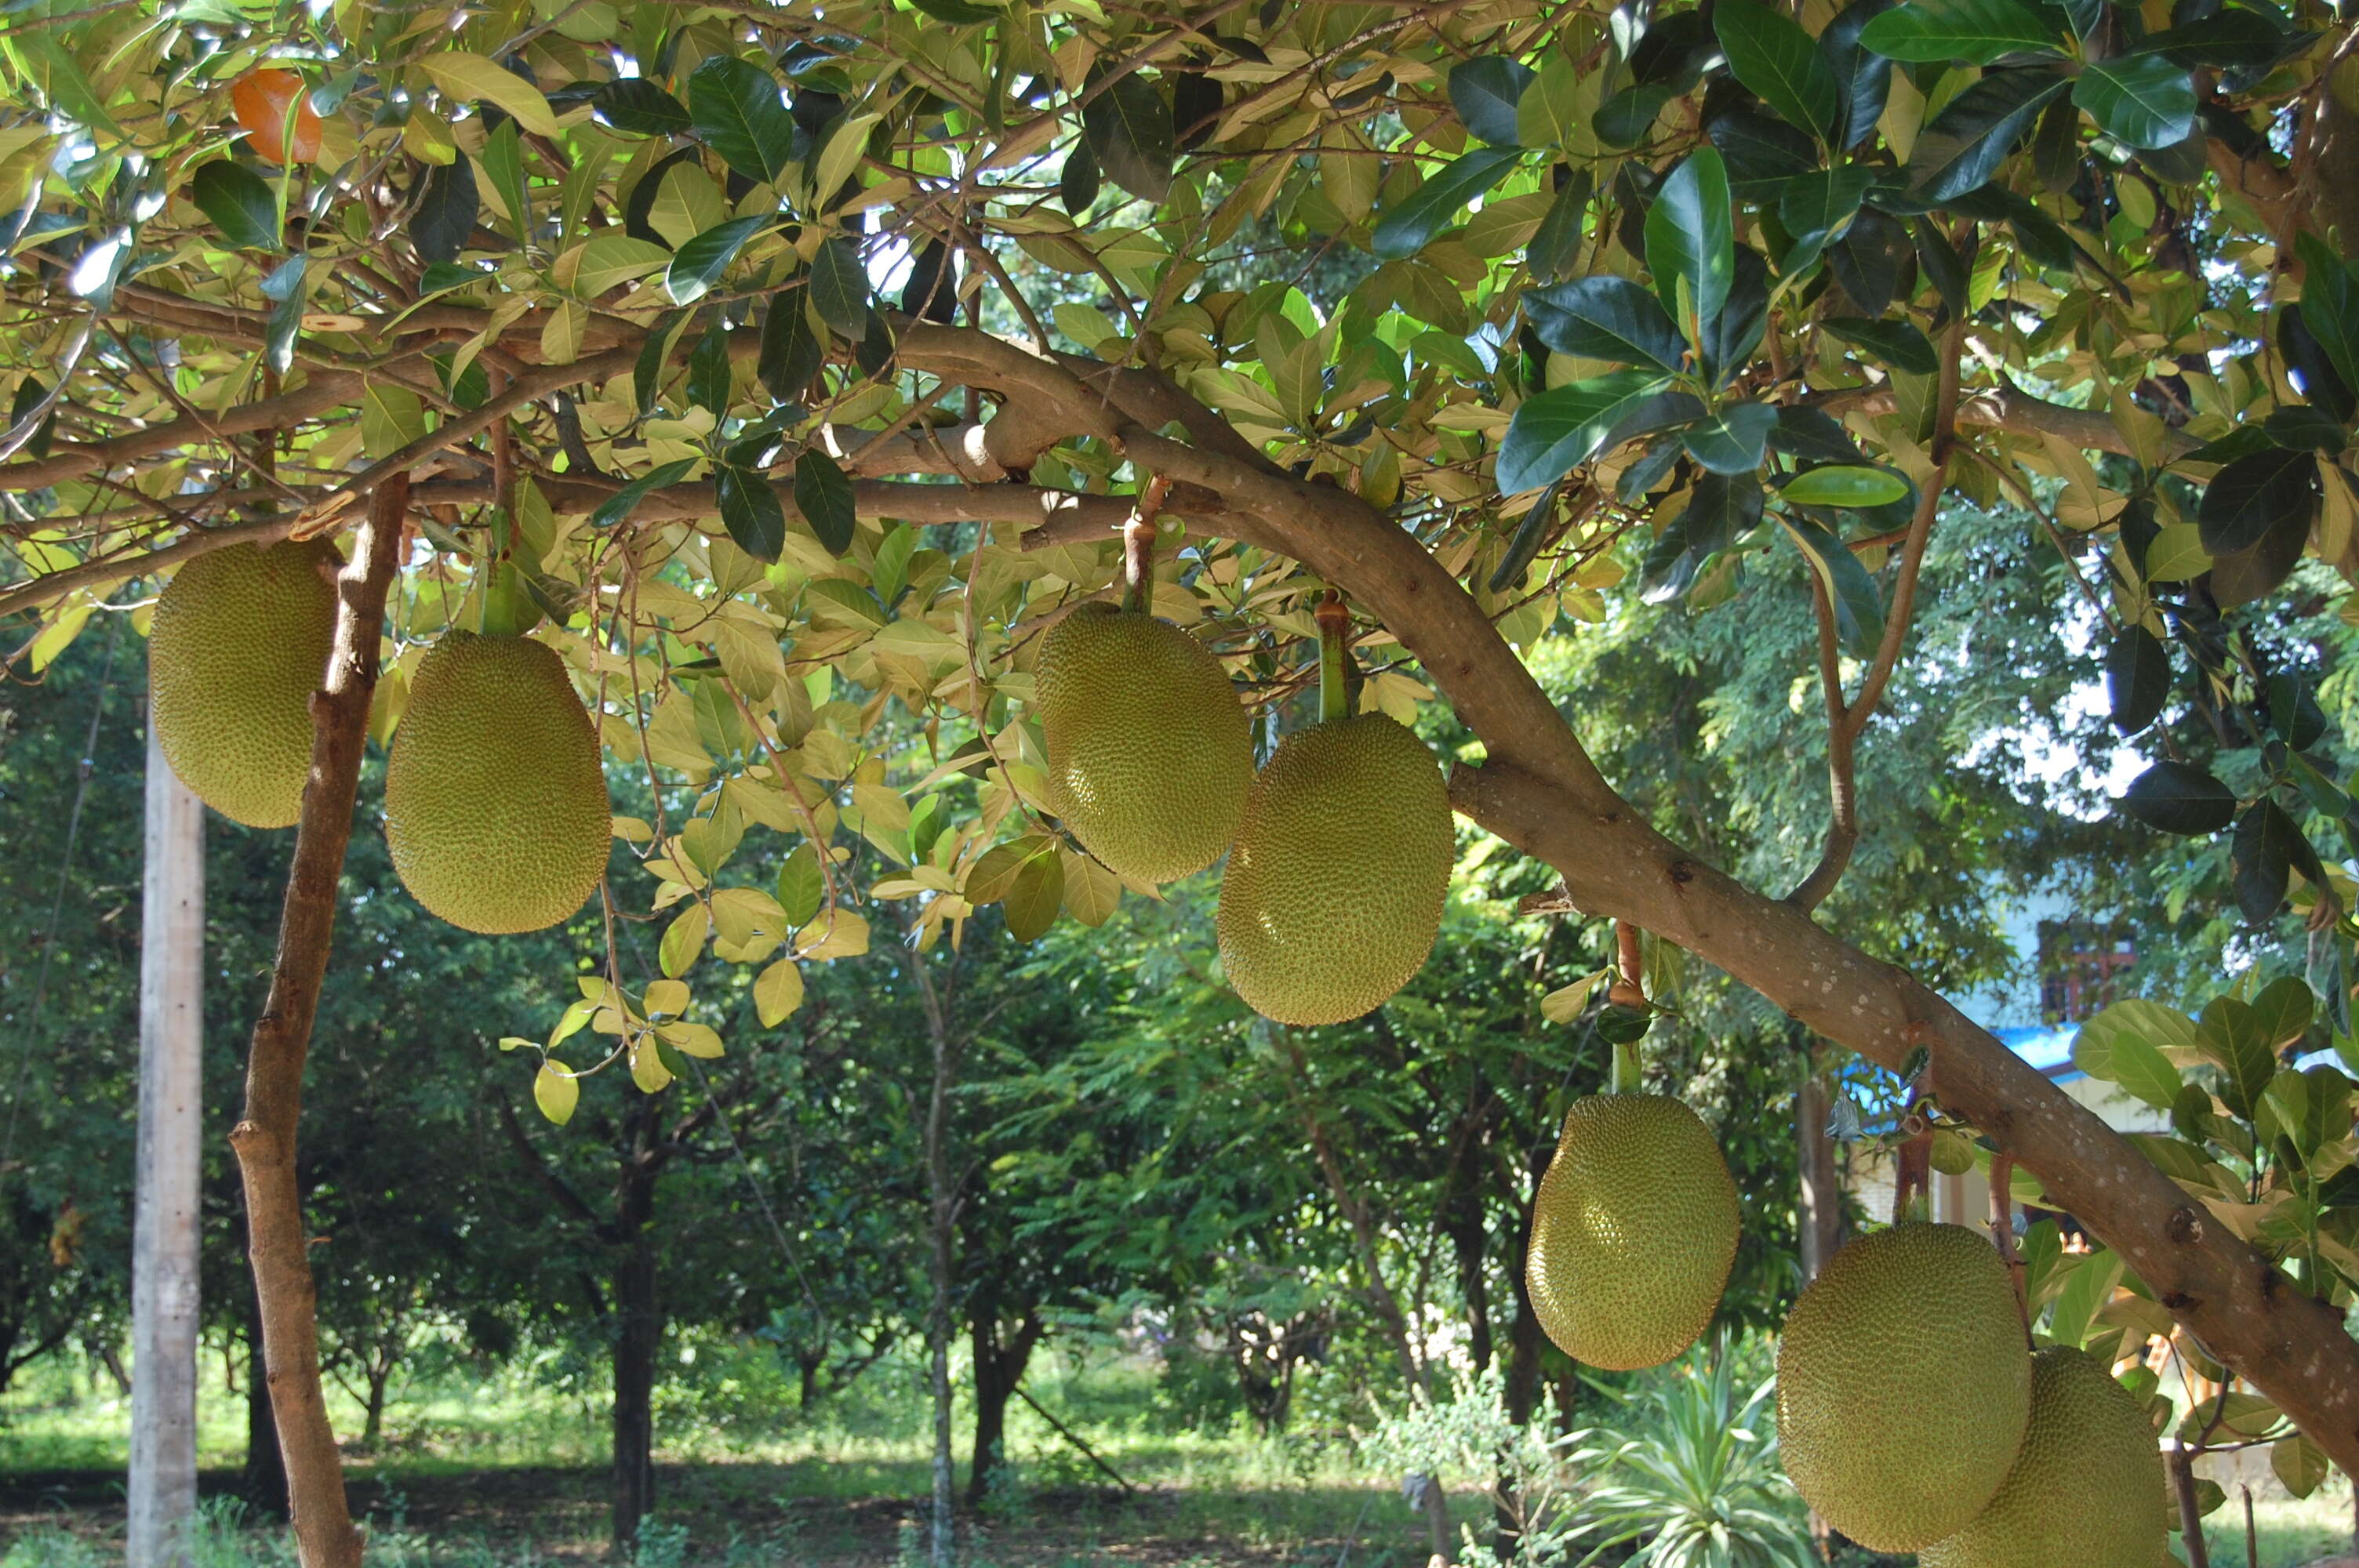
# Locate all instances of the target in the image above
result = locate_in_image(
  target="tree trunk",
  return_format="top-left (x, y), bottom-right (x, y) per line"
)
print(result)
top-left (1494, 1144), bottom-right (1550, 1563)
top-left (228, 477), bottom-right (409, 1568)
top-left (362, 1361), bottom-right (390, 1451)
top-left (1797, 1070), bottom-right (1841, 1284)
top-left (967, 1313), bottom-right (1044, 1507)
top-left (612, 1095), bottom-right (662, 1555)
top-left (132, 710), bottom-right (203, 1568)
top-left (916, 956), bottom-right (962, 1568)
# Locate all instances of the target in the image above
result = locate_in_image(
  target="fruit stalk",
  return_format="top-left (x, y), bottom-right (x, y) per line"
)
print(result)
top-left (227, 474), bottom-right (409, 1568)
top-left (1315, 590), bottom-right (1350, 724)
top-left (1120, 474), bottom-right (1169, 616)
top-left (1608, 920), bottom-right (1645, 1094)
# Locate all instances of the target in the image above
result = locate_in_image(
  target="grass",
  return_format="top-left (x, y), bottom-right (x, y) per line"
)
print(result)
top-left (6, 1338), bottom-right (2358, 1566)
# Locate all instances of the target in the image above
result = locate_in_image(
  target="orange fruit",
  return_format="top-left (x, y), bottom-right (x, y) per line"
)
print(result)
top-left (231, 69), bottom-right (322, 165)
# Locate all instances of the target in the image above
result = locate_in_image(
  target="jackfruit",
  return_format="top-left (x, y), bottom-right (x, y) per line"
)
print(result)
top-left (1776, 1222), bottom-right (2032, 1552)
top-left (1035, 603), bottom-right (1251, 883)
top-left (1918, 1345), bottom-right (2165, 1568)
top-left (147, 539), bottom-right (341, 828)
top-left (383, 632), bottom-right (611, 934)
top-left (1215, 712), bottom-right (1452, 1025)
top-left (1526, 1094), bottom-right (1739, 1370)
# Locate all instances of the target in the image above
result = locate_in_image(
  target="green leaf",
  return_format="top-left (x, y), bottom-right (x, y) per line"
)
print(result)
top-left (533, 1062), bottom-right (580, 1125)
top-left (1779, 514), bottom-right (1885, 655)
top-left (1004, 846), bottom-right (1064, 942)
top-left (2274, 1436), bottom-right (2331, 1500)
top-left (2199, 446), bottom-right (2320, 556)
top-left (1779, 464), bottom-right (1910, 506)
top-left (1906, 67), bottom-right (2071, 200)
top-left (688, 55), bottom-right (798, 187)
top-left (1715, 0), bottom-right (1842, 140)
top-left (714, 463), bottom-right (786, 561)
top-left (2233, 800), bottom-right (2306, 923)
top-left (1821, 316), bottom-right (1939, 375)
top-left (753, 957), bottom-right (805, 1027)
top-left (759, 293), bottom-right (825, 399)
top-left (590, 459), bottom-right (696, 529)
top-left (1593, 83), bottom-right (1672, 148)
top-left (793, 448), bottom-right (857, 556)
top-left (1060, 142), bottom-right (1100, 216)
top-left (191, 161), bottom-right (278, 250)
top-left (907, 0), bottom-right (1004, 24)
top-left (665, 215), bottom-right (768, 305)
top-left (1644, 149), bottom-right (1733, 346)
top-left (480, 118), bottom-right (530, 245)
top-left (1081, 71), bottom-right (1175, 203)
top-left (1858, 0), bottom-right (2066, 63)
top-left (2199, 995), bottom-right (2281, 1119)
top-left (660, 902), bottom-right (709, 977)
top-left (2073, 53), bottom-right (2197, 150)
top-left (776, 842), bottom-right (825, 927)
top-left (809, 237), bottom-right (869, 339)
top-left (1448, 56), bottom-right (1536, 147)
top-left (1680, 402), bottom-right (1777, 474)
top-left (2252, 975), bottom-right (2316, 1053)
top-left (2118, 760), bottom-right (2236, 836)
top-left (1778, 166), bottom-right (1877, 271)
top-left (1496, 369), bottom-right (1674, 494)
top-left (2077, 998), bottom-right (2201, 1073)
top-left (1372, 147), bottom-right (1520, 262)
top-left (409, 154), bottom-right (478, 267)
top-left (2104, 626), bottom-right (2170, 735)
top-left (1678, 469), bottom-right (1767, 557)
top-left (259, 255), bottom-right (307, 377)
top-left (1770, 408), bottom-right (1868, 465)
top-left (2048, 1247), bottom-right (2123, 1347)
top-left (594, 78), bottom-right (692, 136)
top-left (1522, 275), bottom-right (1686, 371)
top-left (2078, 1025), bottom-right (2183, 1110)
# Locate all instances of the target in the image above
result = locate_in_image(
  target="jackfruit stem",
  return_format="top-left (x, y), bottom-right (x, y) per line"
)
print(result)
top-left (1316, 591), bottom-right (1350, 724)
top-left (1121, 475), bottom-right (1170, 615)
top-left (1611, 1038), bottom-right (1641, 1095)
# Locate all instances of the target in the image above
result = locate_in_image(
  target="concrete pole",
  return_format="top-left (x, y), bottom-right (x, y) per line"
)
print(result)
top-left (131, 709), bottom-right (203, 1568)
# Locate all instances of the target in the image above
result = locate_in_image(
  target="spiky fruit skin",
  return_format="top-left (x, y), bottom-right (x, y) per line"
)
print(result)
top-left (1035, 604), bottom-right (1251, 883)
top-left (1215, 713), bottom-right (1452, 1025)
top-left (148, 539), bottom-right (340, 828)
top-left (1526, 1094), bottom-right (1739, 1370)
top-left (1919, 1346), bottom-right (2166, 1568)
top-left (383, 632), bottom-right (611, 934)
top-left (1776, 1222), bottom-right (2033, 1552)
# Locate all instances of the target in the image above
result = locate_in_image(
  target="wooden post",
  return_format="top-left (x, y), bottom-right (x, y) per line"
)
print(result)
top-left (229, 475), bottom-right (408, 1568)
top-left (130, 709), bottom-right (203, 1568)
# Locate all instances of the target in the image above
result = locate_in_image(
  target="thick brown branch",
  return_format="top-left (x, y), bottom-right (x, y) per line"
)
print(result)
top-left (228, 474), bottom-right (409, 1568)
top-left (0, 372), bottom-right (363, 491)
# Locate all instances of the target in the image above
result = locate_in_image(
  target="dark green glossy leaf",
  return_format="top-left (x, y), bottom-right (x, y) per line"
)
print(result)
top-left (1645, 147), bottom-right (1733, 343)
top-left (2295, 235), bottom-right (2359, 400)
top-left (590, 458), bottom-right (696, 528)
top-left (1859, 0), bottom-right (2065, 63)
top-left (479, 118), bottom-right (529, 245)
top-left (1905, 66), bottom-right (2071, 200)
top-left (2105, 625), bottom-right (2170, 734)
top-left (809, 236), bottom-right (868, 337)
top-left (1716, 0), bottom-right (1841, 140)
top-left (1917, 216), bottom-right (1972, 312)
top-left (907, 0), bottom-right (1002, 21)
top-left (759, 293), bottom-right (825, 399)
top-left (1060, 141), bottom-right (1100, 216)
top-left (1703, 249), bottom-right (1771, 383)
top-left (1522, 275), bottom-right (1685, 370)
top-left (1682, 469), bottom-right (1767, 554)
top-left (1449, 56), bottom-right (1535, 147)
top-left (1820, 0), bottom-right (1897, 147)
top-left (1497, 369), bottom-right (1674, 494)
top-left (1779, 166), bottom-right (1877, 271)
top-left (1823, 315), bottom-right (1940, 375)
top-left (688, 55), bottom-right (798, 186)
top-left (2263, 405), bottom-right (2346, 454)
top-left (1681, 401), bottom-right (1778, 474)
top-left (1770, 407), bottom-right (1868, 464)
top-left (260, 254), bottom-right (305, 376)
top-left (409, 154), bottom-right (478, 267)
top-left (2073, 53), bottom-right (2197, 149)
top-left (1525, 170), bottom-right (1592, 283)
top-left (1487, 478), bottom-right (1562, 593)
top-left (1830, 208), bottom-right (1913, 316)
top-left (1594, 83), bottom-right (1673, 148)
top-left (900, 237), bottom-right (959, 322)
top-left (632, 308), bottom-right (687, 416)
top-left (1781, 514), bottom-right (1885, 654)
top-left (2119, 759), bottom-right (2236, 835)
top-left (2198, 446), bottom-right (2320, 556)
top-left (2268, 673), bottom-right (2331, 750)
top-left (2278, 302), bottom-right (2357, 423)
top-left (2146, 9), bottom-right (2310, 72)
top-left (1082, 71), bottom-right (1175, 203)
top-left (594, 78), bottom-right (692, 136)
top-left (1373, 147), bottom-right (1520, 261)
top-left (714, 462), bottom-right (786, 561)
top-left (2233, 800), bottom-right (2304, 922)
top-left (794, 448), bottom-right (857, 556)
top-left (191, 161), bottom-right (278, 250)
top-left (686, 321), bottom-right (733, 418)
top-left (665, 215), bottom-right (767, 306)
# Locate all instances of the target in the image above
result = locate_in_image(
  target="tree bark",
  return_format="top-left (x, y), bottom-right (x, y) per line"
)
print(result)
top-left (132, 710), bottom-right (203, 1568)
top-left (228, 474), bottom-right (406, 1568)
top-left (242, 1293), bottom-right (285, 1516)
top-left (1797, 1071), bottom-right (1842, 1284)
top-left (916, 957), bottom-right (961, 1568)
top-left (612, 1092), bottom-right (662, 1554)
top-left (1493, 1143), bottom-right (1550, 1564)
top-left (966, 1312), bottom-right (1044, 1506)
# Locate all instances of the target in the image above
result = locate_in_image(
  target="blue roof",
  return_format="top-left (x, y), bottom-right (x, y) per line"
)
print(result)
top-left (1994, 1023), bottom-right (2081, 1078)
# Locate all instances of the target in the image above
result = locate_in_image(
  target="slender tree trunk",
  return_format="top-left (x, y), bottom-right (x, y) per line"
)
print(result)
top-left (612, 1096), bottom-right (662, 1555)
top-left (132, 713), bottom-right (202, 1568)
top-left (917, 958), bottom-right (961, 1568)
top-left (362, 1360), bottom-right (390, 1451)
top-left (1495, 1145), bottom-right (1550, 1563)
top-left (967, 1314), bottom-right (1043, 1507)
top-left (1797, 1071), bottom-right (1841, 1283)
top-left (228, 476), bottom-right (409, 1568)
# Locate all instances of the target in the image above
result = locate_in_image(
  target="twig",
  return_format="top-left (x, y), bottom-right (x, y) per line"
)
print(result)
top-left (1010, 1382), bottom-right (1136, 1494)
